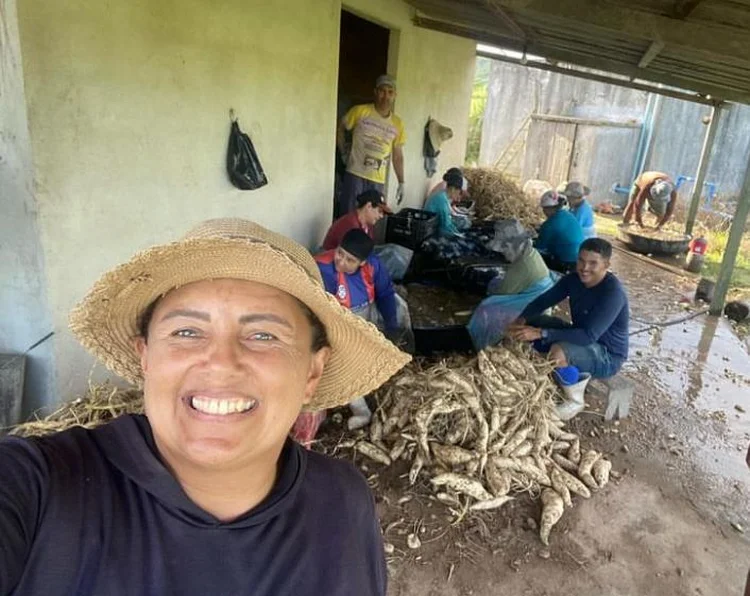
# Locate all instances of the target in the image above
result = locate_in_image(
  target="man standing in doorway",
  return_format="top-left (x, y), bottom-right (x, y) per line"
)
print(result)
top-left (337, 75), bottom-right (406, 215)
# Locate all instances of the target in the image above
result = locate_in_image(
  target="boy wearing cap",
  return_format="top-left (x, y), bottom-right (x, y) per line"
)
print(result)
top-left (315, 229), bottom-right (413, 429)
top-left (564, 181), bottom-right (596, 239)
top-left (323, 189), bottom-right (391, 250)
top-left (0, 219), bottom-right (409, 596)
top-left (337, 75), bottom-right (406, 215)
top-left (622, 171), bottom-right (677, 229)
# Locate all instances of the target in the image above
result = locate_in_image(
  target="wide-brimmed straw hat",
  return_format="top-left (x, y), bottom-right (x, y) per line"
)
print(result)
top-left (69, 218), bottom-right (411, 411)
top-left (427, 118), bottom-right (453, 153)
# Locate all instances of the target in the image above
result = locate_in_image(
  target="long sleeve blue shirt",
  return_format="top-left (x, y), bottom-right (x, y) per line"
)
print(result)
top-left (423, 190), bottom-right (459, 237)
top-left (571, 200), bottom-right (595, 239)
top-left (521, 272), bottom-right (629, 361)
top-left (315, 251), bottom-right (398, 330)
top-left (534, 209), bottom-right (584, 263)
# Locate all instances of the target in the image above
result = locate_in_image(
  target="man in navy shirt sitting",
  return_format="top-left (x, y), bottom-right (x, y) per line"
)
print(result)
top-left (509, 237), bottom-right (629, 379)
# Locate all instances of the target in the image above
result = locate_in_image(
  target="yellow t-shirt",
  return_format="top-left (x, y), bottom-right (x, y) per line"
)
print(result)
top-left (343, 104), bottom-right (406, 184)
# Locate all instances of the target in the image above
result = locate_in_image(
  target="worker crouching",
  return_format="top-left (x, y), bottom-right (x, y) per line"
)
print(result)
top-left (509, 238), bottom-right (629, 419)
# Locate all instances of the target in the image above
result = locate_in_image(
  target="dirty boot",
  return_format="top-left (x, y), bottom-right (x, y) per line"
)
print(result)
top-left (347, 397), bottom-right (372, 430)
top-left (556, 373), bottom-right (591, 421)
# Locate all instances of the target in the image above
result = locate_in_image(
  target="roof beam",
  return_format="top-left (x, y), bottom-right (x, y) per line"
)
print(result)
top-left (496, 0), bottom-right (750, 59)
top-left (672, 0), bottom-right (704, 19)
top-left (414, 13), bottom-right (745, 101)
top-left (407, 0), bottom-right (523, 39)
top-left (638, 40), bottom-right (665, 68)
top-left (483, 0), bottom-right (528, 41)
top-left (475, 48), bottom-right (717, 106)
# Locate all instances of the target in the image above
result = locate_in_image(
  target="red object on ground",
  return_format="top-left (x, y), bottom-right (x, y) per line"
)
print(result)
top-left (688, 236), bottom-right (708, 256)
top-left (290, 410), bottom-right (327, 449)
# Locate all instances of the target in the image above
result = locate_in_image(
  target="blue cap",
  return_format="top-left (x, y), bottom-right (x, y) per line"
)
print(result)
top-left (554, 366), bottom-right (580, 386)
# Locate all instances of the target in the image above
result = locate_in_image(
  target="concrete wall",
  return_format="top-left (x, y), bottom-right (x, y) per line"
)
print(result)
top-left (480, 60), bottom-right (646, 172)
top-left (480, 59), bottom-right (750, 204)
top-left (647, 99), bottom-right (750, 202)
top-left (14, 0), bottom-right (475, 402)
top-left (344, 0), bottom-right (476, 200)
top-left (0, 0), bottom-right (56, 415)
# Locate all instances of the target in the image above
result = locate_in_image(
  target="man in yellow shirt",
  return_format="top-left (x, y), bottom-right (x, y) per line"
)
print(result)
top-left (337, 75), bottom-right (406, 215)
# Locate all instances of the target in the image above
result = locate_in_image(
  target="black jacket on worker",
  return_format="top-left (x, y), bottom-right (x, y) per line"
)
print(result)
top-left (0, 415), bottom-right (386, 596)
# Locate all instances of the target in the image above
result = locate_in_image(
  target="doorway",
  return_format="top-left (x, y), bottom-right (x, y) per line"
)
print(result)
top-left (333, 10), bottom-right (391, 220)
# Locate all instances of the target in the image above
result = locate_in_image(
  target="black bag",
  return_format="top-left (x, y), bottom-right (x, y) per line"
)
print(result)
top-left (226, 119), bottom-right (268, 190)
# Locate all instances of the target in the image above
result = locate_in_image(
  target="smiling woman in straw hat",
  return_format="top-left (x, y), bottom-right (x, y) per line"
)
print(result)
top-left (0, 218), bottom-right (409, 596)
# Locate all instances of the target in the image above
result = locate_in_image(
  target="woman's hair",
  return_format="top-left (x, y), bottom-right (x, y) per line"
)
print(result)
top-left (442, 167), bottom-right (463, 182)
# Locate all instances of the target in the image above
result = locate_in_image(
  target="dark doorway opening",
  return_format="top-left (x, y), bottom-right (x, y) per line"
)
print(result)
top-left (334, 10), bottom-right (390, 220)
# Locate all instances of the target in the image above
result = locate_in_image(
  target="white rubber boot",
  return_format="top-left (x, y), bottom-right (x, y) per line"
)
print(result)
top-left (347, 397), bottom-right (372, 430)
top-left (556, 373), bottom-right (591, 421)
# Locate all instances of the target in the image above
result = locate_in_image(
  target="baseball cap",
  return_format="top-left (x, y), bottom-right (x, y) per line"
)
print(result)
top-left (563, 181), bottom-right (591, 198)
top-left (375, 74), bottom-right (396, 89)
top-left (340, 228), bottom-right (375, 261)
top-left (650, 180), bottom-right (674, 203)
top-left (540, 190), bottom-right (563, 208)
top-left (356, 189), bottom-right (392, 214)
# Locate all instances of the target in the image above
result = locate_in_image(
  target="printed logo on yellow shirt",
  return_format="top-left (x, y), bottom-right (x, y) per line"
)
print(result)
top-left (344, 104), bottom-right (406, 185)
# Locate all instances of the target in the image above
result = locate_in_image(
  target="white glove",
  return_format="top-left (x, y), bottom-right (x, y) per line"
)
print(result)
top-left (396, 183), bottom-right (405, 205)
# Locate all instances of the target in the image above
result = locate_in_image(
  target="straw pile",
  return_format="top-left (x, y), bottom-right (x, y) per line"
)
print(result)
top-left (341, 342), bottom-right (612, 545)
top-left (463, 167), bottom-right (544, 227)
top-left (11, 383), bottom-right (143, 437)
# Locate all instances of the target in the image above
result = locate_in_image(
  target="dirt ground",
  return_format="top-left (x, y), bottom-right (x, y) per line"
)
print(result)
top-left (335, 246), bottom-right (750, 595)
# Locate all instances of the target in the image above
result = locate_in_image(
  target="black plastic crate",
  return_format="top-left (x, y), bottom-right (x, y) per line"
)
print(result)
top-left (385, 208), bottom-right (438, 249)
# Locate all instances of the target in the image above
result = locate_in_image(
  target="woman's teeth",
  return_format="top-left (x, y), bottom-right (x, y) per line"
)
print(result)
top-left (190, 396), bottom-right (257, 415)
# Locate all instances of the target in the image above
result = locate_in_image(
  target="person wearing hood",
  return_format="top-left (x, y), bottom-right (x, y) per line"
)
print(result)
top-left (467, 220), bottom-right (555, 350)
top-left (563, 181), bottom-right (596, 239)
top-left (534, 190), bottom-right (584, 273)
top-left (423, 170), bottom-right (467, 237)
top-left (622, 171), bottom-right (677, 230)
top-left (314, 228), bottom-right (414, 431)
top-left (0, 218), bottom-right (409, 596)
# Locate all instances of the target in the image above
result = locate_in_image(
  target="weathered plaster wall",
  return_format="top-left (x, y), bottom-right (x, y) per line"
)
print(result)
top-left (481, 59), bottom-right (750, 203)
top-left (15, 0), bottom-right (475, 401)
top-left (345, 0), bottom-right (476, 200)
top-left (0, 0), bottom-right (56, 415)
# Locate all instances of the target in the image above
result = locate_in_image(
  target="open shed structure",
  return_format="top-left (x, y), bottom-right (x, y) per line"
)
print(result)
top-left (407, 0), bottom-right (750, 313)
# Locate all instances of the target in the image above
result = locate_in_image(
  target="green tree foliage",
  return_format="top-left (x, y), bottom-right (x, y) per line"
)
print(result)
top-left (465, 58), bottom-right (490, 165)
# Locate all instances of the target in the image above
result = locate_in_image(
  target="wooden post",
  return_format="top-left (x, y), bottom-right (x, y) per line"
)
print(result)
top-left (685, 103), bottom-right (722, 236)
top-left (710, 156), bottom-right (750, 315)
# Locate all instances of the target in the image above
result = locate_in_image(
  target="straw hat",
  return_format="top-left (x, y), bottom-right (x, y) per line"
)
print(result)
top-left (427, 118), bottom-right (453, 153)
top-left (69, 218), bottom-right (411, 411)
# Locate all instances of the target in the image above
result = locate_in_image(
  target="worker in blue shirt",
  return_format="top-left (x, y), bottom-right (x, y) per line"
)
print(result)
top-left (315, 229), bottom-right (413, 430)
top-left (509, 237), bottom-right (629, 380)
top-left (423, 170), bottom-right (465, 237)
top-left (534, 190), bottom-right (584, 273)
top-left (564, 181), bottom-right (596, 239)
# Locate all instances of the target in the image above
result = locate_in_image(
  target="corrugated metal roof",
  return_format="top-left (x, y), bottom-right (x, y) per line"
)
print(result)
top-left (408, 0), bottom-right (750, 104)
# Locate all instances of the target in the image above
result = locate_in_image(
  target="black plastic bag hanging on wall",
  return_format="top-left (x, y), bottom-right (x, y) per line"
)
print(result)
top-left (226, 115), bottom-right (268, 190)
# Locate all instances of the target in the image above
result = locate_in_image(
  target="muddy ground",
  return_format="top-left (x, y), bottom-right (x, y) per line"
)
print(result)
top-left (328, 246), bottom-right (750, 595)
